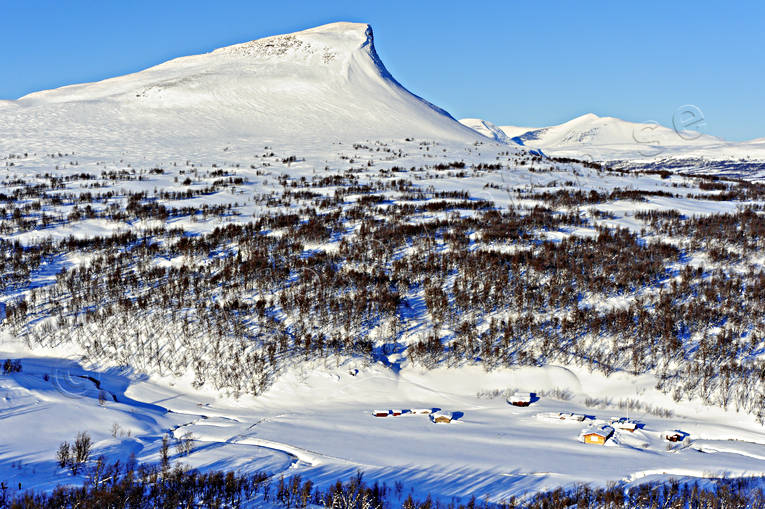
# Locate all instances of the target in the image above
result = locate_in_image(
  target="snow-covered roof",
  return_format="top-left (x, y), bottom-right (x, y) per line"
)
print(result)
top-left (537, 411), bottom-right (587, 422)
top-left (508, 392), bottom-right (532, 402)
top-left (610, 417), bottom-right (637, 429)
top-left (580, 424), bottom-right (614, 438)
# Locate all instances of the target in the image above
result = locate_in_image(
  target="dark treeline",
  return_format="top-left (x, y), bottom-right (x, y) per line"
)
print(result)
top-left (2, 194), bottom-right (764, 416)
top-left (2, 145), bottom-right (765, 417)
top-left (2, 458), bottom-right (763, 509)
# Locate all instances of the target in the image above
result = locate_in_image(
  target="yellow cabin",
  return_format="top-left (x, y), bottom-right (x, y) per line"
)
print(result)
top-left (581, 425), bottom-right (614, 445)
top-left (583, 432), bottom-right (607, 445)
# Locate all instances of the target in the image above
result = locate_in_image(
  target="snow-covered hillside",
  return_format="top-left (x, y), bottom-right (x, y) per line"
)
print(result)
top-left (1, 20), bottom-right (765, 507)
top-left (459, 118), bottom-right (514, 144)
top-left (506, 113), bottom-right (723, 149)
top-left (0, 22), bottom-right (482, 158)
top-left (461, 114), bottom-right (765, 177)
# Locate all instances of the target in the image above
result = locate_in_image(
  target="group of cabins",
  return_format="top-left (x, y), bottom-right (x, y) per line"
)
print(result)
top-left (579, 424), bottom-right (688, 446)
top-left (371, 393), bottom-right (687, 445)
top-left (580, 421), bottom-right (688, 446)
top-left (537, 413), bottom-right (628, 445)
top-left (578, 417), bottom-right (639, 446)
top-left (536, 411), bottom-right (687, 447)
top-left (372, 408), bottom-right (453, 423)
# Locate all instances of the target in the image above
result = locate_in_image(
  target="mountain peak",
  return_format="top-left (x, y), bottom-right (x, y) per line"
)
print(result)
top-left (4, 22), bottom-right (480, 154)
top-left (300, 21), bottom-right (372, 38)
top-left (212, 21), bottom-right (374, 60)
top-left (570, 112), bottom-right (599, 123)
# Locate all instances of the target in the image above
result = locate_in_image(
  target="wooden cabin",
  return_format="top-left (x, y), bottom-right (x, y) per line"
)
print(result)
top-left (411, 408), bottom-right (432, 415)
top-left (372, 410), bottom-right (390, 417)
top-left (581, 425), bottom-right (614, 445)
top-left (664, 430), bottom-right (686, 442)
top-left (536, 412), bottom-right (564, 422)
top-left (538, 412), bottom-right (587, 423)
top-left (610, 417), bottom-right (638, 432)
top-left (391, 409), bottom-right (403, 416)
top-left (507, 392), bottom-right (534, 407)
top-left (431, 411), bottom-right (453, 424)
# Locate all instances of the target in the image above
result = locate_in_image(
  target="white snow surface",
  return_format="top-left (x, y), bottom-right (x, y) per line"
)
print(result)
top-left (2, 342), bottom-right (765, 504)
top-left (463, 114), bottom-right (765, 174)
top-left (459, 118), bottom-right (514, 144)
top-left (1, 20), bottom-right (764, 505)
top-left (1, 22), bottom-right (483, 158)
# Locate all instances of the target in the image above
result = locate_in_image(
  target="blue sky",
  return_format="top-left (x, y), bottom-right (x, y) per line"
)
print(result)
top-left (1, 1), bottom-right (762, 140)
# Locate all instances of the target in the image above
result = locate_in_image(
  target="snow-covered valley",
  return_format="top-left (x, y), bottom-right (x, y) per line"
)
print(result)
top-left (1, 20), bottom-right (764, 508)
top-left (3, 343), bottom-right (765, 505)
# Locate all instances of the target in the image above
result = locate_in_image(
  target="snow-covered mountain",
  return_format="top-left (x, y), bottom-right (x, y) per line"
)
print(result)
top-left (461, 113), bottom-right (765, 174)
top-left (506, 113), bottom-right (723, 149)
top-left (0, 22), bottom-right (483, 157)
top-left (3, 21), bottom-right (765, 505)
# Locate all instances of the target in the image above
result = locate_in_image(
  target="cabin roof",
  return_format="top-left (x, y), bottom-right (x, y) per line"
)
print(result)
top-left (581, 424), bottom-right (614, 438)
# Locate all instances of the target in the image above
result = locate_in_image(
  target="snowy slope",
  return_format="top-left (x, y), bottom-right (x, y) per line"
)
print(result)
top-left (459, 118), bottom-right (513, 143)
top-left (0, 22), bottom-right (484, 157)
top-left (509, 113), bottom-right (723, 149)
top-left (460, 118), bottom-right (537, 142)
top-left (496, 124), bottom-right (540, 139)
top-left (464, 114), bottom-right (765, 174)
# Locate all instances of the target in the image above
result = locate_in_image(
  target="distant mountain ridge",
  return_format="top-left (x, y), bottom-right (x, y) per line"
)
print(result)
top-left (460, 114), bottom-right (765, 175)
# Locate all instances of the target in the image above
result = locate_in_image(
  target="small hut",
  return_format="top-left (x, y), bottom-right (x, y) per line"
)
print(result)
top-left (391, 409), bottom-right (403, 416)
top-left (536, 412), bottom-right (564, 422)
top-left (411, 408), bottom-right (432, 415)
top-left (507, 392), bottom-right (534, 407)
top-left (372, 410), bottom-right (390, 417)
top-left (538, 412), bottom-right (587, 423)
top-left (610, 417), bottom-right (638, 432)
top-left (431, 411), bottom-right (453, 424)
top-left (581, 424), bottom-right (614, 445)
top-left (664, 430), bottom-right (686, 442)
